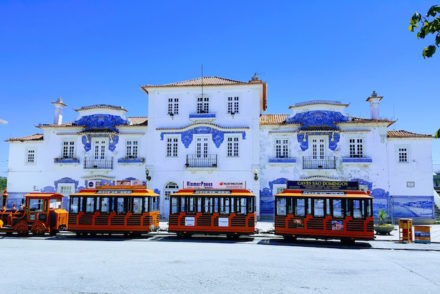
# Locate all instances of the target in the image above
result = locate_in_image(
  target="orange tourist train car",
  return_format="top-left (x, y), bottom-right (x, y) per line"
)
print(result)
top-left (168, 189), bottom-right (256, 239)
top-left (68, 185), bottom-right (159, 236)
top-left (274, 185), bottom-right (374, 243)
top-left (0, 191), bottom-right (68, 236)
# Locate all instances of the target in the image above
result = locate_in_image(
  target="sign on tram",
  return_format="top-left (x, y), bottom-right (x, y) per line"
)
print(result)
top-left (185, 181), bottom-right (245, 190)
top-left (287, 181), bottom-right (359, 191)
top-left (218, 218), bottom-right (229, 227)
top-left (185, 217), bottom-right (195, 227)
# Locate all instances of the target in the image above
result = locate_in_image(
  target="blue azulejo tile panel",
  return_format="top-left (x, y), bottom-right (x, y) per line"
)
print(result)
top-left (268, 157), bottom-right (296, 163)
top-left (118, 158), bottom-right (145, 163)
top-left (390, 195), bottom-right (435, 220)
top-left (342, 157), bottom-right (373, 163)
top-left (189, 113), bottom-right (216, 119)
top-left (54, 158), bottom-right (80, 164)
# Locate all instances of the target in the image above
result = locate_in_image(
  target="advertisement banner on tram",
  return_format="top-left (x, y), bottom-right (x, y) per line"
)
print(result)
top-left (287, 181), bottom-right (359, 191)
top-left (185, 181), bottom-right (246, 190)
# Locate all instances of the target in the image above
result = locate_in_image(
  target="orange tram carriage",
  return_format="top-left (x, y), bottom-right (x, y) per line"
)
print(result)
top-left (0, 190), bottom-right (68, 236)
top-left (168, 189), bottom-right (256, 239)
top-left (68, 186), bottom-right (159, 236)
top-left (275, 181), bottom-right (374, 243)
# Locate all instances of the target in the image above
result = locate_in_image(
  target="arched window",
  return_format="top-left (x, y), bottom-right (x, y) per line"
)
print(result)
top-left (164, 182), bottom-right (179, 200)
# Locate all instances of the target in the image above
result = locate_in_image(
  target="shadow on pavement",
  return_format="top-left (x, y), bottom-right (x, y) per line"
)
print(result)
top-left (258, 238), bottom-right (373, 250)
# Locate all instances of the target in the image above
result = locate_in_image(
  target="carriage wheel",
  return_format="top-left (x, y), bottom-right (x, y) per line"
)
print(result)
top-left (31, 221), bottom-right (47, 236)
top-left (14, 220), bottom-right (29, 236)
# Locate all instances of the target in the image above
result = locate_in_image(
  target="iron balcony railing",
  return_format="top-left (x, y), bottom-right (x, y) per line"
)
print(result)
top-left (84, 157), bottom-right (113, 169)
top-left (185, 154), bottom-right (217, 168)
top-left (303, 156), bottom-right (336, 169)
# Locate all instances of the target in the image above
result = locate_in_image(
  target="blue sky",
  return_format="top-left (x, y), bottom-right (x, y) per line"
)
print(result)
top-left (0, 0), bottom-right (439, 176)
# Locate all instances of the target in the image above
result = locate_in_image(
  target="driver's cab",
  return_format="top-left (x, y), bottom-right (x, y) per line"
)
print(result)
top-left (25, 193), bottom-right (63, 223)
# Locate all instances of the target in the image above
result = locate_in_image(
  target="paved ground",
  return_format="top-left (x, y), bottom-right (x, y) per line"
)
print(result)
top-left (0, 234), bottom-right (440, 294)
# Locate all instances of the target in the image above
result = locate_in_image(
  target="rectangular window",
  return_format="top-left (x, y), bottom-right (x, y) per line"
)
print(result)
top-left (332, 199), bottom-right (342, 218)
top-left (227, 96), bottom-right (239, 114)
top-left (27, 149), bottom-right (35, 163)
top-left (144, 197), bottom-right (150, 212)
top-left (399, 148), bottom-right (408, 163)
top-left (188, 197), bottom-right (195, 213)
top-left (167, 138), bottom-right (178, 157)
top-left (295, 198), bottom-right (305, 216)
top-left (116, 198), bottom-right (125, 214)
top-left (275, 139), bottom-right (289, 158)
top-left (349, 139), bottom-right (363, 158)
top-left (86, 198), bottom-right (95, 213)
top-left (313, 199), bottom-right (324, 217)
top-left (70, 197), bottom-right (79, 213)
top-left (101, 197), bottom-right (110, 213)
top-left (353, 200), bottom-right (363, 218)
top-left (197, 97), bottom-right (209, 113)
top-left (227, 137), bottom-right (239, 157)
top-left (168, 98), bottom-right (179, 115)
top-left (63, 141), bottom-right (75, 158)
top-left (133, 197), bottom-right (143, 214)
top-left (276, 198), bottom-right (287, 216)
top-left (126, 141), bottom-right (139, 158)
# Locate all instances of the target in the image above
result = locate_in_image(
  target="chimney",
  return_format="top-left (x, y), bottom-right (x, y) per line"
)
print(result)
top-left (52, 97), bottom-right (67, 125)
top-left (366, 91), bottom-right (383, 120)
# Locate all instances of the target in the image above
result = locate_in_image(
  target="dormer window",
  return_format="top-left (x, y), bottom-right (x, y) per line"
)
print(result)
top-left (168, 98), bottom-right (179, 116)
top-left (228, 96), bottom-right (239, 114)
top-left (197, 97), bottom-right (209, 113)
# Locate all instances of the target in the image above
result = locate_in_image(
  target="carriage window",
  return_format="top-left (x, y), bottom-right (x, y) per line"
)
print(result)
top-left (307, 198), bottom-right (312, 215)
top-left (345, 199), bottom-right (352, 217)
top-left (220, 197), bottom-right (230, 214)
top-left (240, 198), bottom-right (246, 214)
top-left (204, 197), bottom-right (213, 214)
top-left (247, 197), bottom-right (254, 213)
top-left (353, 200), bottom-right (363, 218)
top-left (117, 198), bottom-right (125, 214)
top-left (152, 197), bottom-right (158, 211)
top-left (197, 197), bottom-right (202, 212)
top-left (313, 199), bottom-right (324, 217)
top-left (171, 197), bottom-right (178, 214)
top-left (86, 197), bottom-right (95, 213)
top-left (214, 197), bottom-right (219, 213)
top-left (366, 199), bottom-right (372, 216)
top-left (180, 197), bottom-right (186, 212)
top-left (333, 199), bottom-right (343, 218)
top-left (287, 198), bottom-right (294, 214)
top-left (295, 198), bottom-right (305, 216)
top-left (29, 199), bottom-right (45, 212)
top-left (70, 197), bottom-right (79, 213)
top-left (276, 197), bottom-right (287, 216)
top-left (144, 197), bottom-right (150, 212)
top-left (326, 199), bottom-right (331, 215)
top-left (50, 198), bottom-right (62, 209)
top-left (188, 197), bottom-right (195, 213)
top-left (133, 197), bottom-right (143, 214)
top-left (101, 197), bottom-right (110, 213)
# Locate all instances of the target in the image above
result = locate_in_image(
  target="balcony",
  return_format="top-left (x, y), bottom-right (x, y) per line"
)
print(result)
top-left (302, 156), bottom-right (336, 169)
top-left (185, 154), bottom-right (217, 168)
top-left (84, 157), bottom-right (113, 169)
top-left (54, 157), bottom-right (80, 164)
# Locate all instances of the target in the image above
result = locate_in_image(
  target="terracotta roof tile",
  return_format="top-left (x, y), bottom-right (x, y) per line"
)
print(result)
top-left (387, 130), bottom-right (432, 138)
top-left (144, 76), bottom-right (253, 88)
top-left (8, 133), bottom-right (44, 142)
top-left (127, 117), bottom-right (148, 126)
top-left (260, 114), bottom-right (288, 125)
top-left (338, 117), bottom-right (395, 126)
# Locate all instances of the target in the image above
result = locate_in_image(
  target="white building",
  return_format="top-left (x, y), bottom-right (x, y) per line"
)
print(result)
top-left (6, 77), bottom-right (436, 223)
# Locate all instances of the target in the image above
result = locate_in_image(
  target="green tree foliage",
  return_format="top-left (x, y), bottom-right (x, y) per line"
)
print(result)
top-left (0, 177), bottom-right (6, 192)
top-left (435, 129), bottom-right (440, 138)
top-left (409, 5), bottom-right (440, 58)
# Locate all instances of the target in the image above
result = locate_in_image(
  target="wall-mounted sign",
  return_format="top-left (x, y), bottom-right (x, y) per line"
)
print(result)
top-left (287, 181), bottom-right (359, 191)
top-left (185, 217), bottom-right (195, 227)
top-left (185, 181), bottom-right (245, 190)
top-left (218, 217), bottom-right (229, 227)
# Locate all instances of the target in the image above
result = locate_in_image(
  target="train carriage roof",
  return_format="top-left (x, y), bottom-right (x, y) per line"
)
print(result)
top-left (25, 192), bottom-right (64, 199)
top-left (71, 185), bottom-right (158, 197)
top-left (276, 189), bottom-right (372, 199)
top-left (171, 189), bottom-right (254, 197)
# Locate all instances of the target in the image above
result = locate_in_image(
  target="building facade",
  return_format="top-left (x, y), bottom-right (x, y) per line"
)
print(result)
top-left (5, 76), bottom-right (436, 222)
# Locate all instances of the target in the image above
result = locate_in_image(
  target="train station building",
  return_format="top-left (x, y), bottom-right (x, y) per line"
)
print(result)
top-left (5, 75), bottom-right (436, 222)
